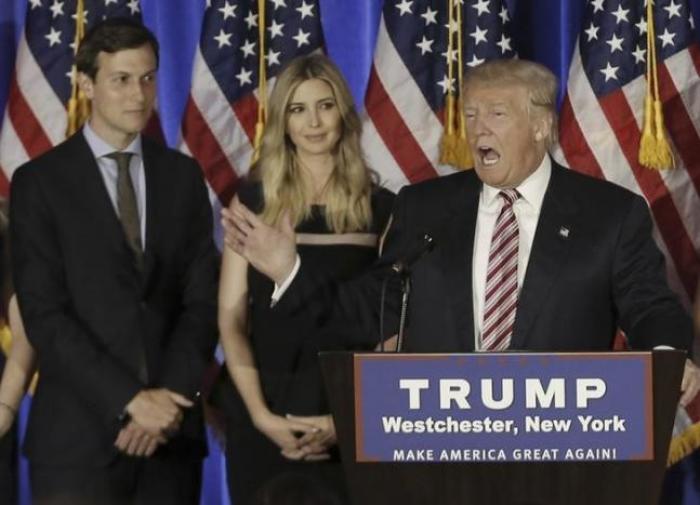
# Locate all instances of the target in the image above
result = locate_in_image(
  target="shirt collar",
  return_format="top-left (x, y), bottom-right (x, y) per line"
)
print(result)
top-left (481, 155), bottom-right (551, 213)
top-left (82, 121), bottom-right (143, 160)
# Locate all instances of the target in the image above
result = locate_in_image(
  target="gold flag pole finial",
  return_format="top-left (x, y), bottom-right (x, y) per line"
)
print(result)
top-left (638, 0), bottom-right (675, 170)
top-left (251, 0), bottom-right (267, 164)
top-left (66, 0), bottom-right (89, 137)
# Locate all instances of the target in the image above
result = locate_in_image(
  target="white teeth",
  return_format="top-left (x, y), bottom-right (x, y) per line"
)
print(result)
top-left (479, 147), bottom-right (500, 166)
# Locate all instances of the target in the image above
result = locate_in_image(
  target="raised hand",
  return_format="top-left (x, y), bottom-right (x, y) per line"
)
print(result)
top-left (221, 197), bottom-right (297, 286)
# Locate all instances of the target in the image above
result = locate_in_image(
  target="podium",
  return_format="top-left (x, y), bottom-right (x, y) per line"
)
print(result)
top-left (319, 351), bottom-right (684, 505)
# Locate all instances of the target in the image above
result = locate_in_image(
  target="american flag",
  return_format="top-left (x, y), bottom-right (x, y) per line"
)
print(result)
top-left (558, 0), bottom-right (700, 308)
top-left (179, 0), bottom-right (323, 206)
top-left (0, 0), bottom-right (159, 196)
top-left (361, 0), bottom-right (516, 192)
top-left (557, 0), bottom-right (700, 462)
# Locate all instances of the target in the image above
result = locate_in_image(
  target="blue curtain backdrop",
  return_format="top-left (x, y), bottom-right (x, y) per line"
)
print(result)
top-left (2, 1), bottom-right (700, 504)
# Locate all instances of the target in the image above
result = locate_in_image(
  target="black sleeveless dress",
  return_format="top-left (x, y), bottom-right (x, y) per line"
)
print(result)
top-left (222, 181), bottom-right (394, 505)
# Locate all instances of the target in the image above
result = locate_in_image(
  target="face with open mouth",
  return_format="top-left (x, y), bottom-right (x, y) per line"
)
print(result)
top-left (285, 78), bottom-right (342, 161)
top-left (463, 82), bottom-right (547, 189)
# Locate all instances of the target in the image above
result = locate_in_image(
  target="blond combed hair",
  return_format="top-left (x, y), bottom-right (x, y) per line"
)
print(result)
top-left (463, 59), bottom-right (559, 148)
top-left (251, 54), bottom-right (374, 233)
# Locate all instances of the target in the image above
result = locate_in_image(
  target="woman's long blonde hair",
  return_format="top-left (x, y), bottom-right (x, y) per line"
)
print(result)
top-left (252, 54), bottom-right (374, 233)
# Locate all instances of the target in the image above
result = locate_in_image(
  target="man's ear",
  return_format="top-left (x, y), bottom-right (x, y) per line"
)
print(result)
top-left (533, 114), bottom-right (553, 143)
top-left (77, 72), bottom-right (94, 99)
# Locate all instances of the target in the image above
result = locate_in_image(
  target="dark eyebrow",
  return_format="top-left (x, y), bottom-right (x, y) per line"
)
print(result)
top-left (106, 67), bottom-right (157, 78)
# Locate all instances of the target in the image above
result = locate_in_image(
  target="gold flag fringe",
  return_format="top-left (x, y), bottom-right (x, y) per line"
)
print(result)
top-left (668, 422), bottom-right (700, 466)
top-left (638, 0), bottom-right (674, 170)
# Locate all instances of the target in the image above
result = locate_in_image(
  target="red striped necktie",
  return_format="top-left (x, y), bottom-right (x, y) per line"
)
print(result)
top-left (481, 189), bottom-right (520, 351)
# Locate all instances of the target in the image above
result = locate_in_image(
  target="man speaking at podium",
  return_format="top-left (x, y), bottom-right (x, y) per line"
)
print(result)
top-left (224, 58), bottom-right (700, 407)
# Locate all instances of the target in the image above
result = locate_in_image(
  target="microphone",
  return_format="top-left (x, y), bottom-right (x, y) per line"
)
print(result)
top-left (391, 233), bottom-right (435, 274)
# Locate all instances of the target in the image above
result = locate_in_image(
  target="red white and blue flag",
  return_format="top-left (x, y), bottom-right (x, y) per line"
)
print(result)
top-left (362, 0), bottom-right (516, 191)
top-left (179, 0), bottom-right (323, 206)
top-left (557, 0), bottom-right (700, 468)
top-left (558, 0), bottom-right (700, 309)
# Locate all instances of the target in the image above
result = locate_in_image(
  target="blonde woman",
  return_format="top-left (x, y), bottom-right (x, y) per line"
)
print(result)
top-left (217, 54), bottom-right (393, 504)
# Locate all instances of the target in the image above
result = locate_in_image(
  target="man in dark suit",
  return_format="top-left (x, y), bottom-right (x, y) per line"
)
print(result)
top-left (10, 19), bottom-right (218, 505)
top-left (224, 59), bottom-right (700, 407)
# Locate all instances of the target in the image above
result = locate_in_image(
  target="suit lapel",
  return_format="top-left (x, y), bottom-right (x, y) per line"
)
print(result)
top-left (440, 173), bottom-right (481, 351)
top-left (511, 164), bottom-right (577, 349)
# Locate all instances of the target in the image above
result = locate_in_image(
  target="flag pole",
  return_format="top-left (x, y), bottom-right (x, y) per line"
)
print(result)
top-left (252, 0), bottom-right (267, 164)
top-left (66, 0), bottom-right (89, 137)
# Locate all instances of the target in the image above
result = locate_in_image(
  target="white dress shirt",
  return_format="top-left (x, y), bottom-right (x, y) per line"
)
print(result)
top-left (82, 122), bottom-right (147, 244)
top-left (472, 156), bottom-right (551, 349)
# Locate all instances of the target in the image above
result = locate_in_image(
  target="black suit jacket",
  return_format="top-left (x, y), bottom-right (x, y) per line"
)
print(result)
top-left (277, 161), bottom-right (692, 353)
top-left (10, 132), bottom-right (219, 466)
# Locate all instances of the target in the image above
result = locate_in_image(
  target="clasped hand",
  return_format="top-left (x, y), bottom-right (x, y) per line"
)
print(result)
top-left (254, 411), bottom-right (337, 462)
top-left (114, 388), bottom-right (193, 457)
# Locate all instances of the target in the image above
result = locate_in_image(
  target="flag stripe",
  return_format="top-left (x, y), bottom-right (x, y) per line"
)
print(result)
top-left (7, 74), bottom-right (53, 159)
top-left (231, 93), bottom-right (258, 146)
top-left (659, 61), bottom-right (700, 197)
top-left (560, 43), bottom-right (689, 306)
top-left (181, 96), bottom-right (239, 205)
top-left (364, 65), bottom-right (438, 184)
top-left (180, 1), bottom-right (324, 206)
top-left (371, 18), bottom-right (447, 174)
top-left (14, 33), bottom-right (66, 146)
top-left (360, 118), bottom-right (409, 191)
top-left (598, 90), bottom-right (698, 297)
top-left (557, 95), bottom-right (605, 179)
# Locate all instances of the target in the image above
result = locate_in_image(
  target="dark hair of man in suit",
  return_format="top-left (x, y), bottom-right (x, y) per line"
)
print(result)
top-left (76, 17), bottom-right (159, 80)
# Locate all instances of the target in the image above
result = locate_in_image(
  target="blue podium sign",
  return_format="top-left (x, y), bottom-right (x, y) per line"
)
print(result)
top-left (354, 353), bottom-right (653, 463)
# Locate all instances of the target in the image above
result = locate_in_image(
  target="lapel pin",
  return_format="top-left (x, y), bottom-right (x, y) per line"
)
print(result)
top-left (559, 226), bottom-right (570, 238)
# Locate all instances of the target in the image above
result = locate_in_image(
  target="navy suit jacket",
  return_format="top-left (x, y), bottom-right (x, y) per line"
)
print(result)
top-left (10, 131), bottom-right (219, 466)
top-left (277, 161), bottom-right (692, 353)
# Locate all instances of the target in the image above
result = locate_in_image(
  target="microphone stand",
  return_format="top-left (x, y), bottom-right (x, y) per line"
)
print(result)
top-left (395, 270), bottom-right (411, 352)
top-left (378, 233), bottom-right (434, 352)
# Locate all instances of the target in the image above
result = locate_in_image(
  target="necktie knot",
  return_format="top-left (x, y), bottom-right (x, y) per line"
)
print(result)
top-left (106, 152), bottom-right (133, 173)
top-left (499, 189), bottom-right (520, 207)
